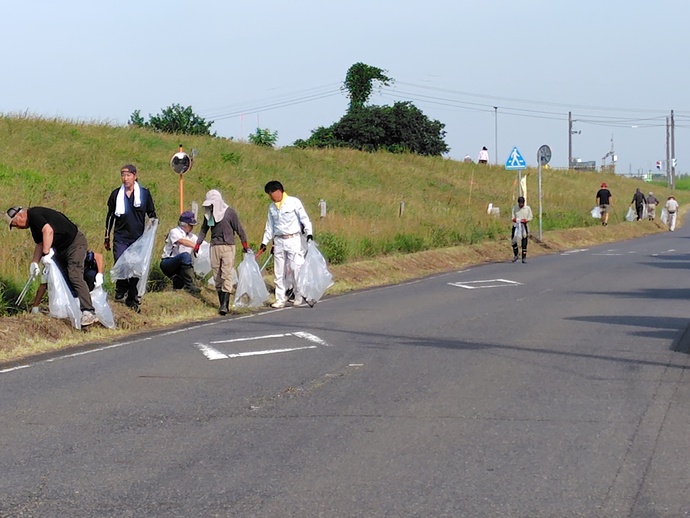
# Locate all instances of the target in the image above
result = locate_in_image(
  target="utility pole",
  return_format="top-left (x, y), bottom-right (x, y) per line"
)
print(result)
top-left (494, 106), bottom-right (498, 165)
top-left (671, 110), bottom-right (676, 189)
top-left (665, 117), bottom-right (671, 188)
top-left (568, 111), bottom-right (572, 169)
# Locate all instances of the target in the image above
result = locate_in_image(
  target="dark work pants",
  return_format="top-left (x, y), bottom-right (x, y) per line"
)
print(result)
top-left (114, 239), bottom-right (140, 303)
top-left (511, 224), bottom-right (528, 259)
top-left (635, 204), bottom-right (644, 220)
top-left (56, 231), bottom-right (94, 312)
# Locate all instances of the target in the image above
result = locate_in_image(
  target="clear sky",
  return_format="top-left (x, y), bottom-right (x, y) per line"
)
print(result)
top-left (4, 0), bottom-right (689, 173)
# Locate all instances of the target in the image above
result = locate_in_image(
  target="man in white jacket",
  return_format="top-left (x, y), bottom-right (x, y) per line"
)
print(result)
top-left (257, 181), bottom-right (313, 308)
top-left (511, 196), bottom-right (533, 263)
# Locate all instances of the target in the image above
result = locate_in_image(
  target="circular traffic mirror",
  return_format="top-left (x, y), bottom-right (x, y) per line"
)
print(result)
top-left (171, 151), bottom-right (192, 174)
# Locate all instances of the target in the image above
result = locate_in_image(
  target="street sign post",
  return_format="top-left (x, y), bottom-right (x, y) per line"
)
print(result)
top-left (171, 145), bottom-right (193, 213)
top-left (537, 145), bottom-right (552, 240)
top-left (505, 146), bottom-right (527, 199)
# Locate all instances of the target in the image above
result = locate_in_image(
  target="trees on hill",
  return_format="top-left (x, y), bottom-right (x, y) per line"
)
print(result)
top-left (294, 63), bottom-right (449, 156)
top-left (129, 104), bottom-right (215, 136)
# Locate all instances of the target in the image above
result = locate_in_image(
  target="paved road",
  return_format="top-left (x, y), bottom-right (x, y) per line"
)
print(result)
top-left (2, 226), bottom-right (690, 517)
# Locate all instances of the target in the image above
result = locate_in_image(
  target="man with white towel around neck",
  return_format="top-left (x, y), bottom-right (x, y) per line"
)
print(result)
top-left (104, 164), bottom-right (157, 312)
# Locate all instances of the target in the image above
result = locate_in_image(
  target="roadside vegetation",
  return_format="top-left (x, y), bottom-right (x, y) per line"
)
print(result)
top-left (0, 114), bottom-right (686, 364)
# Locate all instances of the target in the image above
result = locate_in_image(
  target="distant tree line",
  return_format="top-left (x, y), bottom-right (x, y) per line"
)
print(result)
top-left (128, 63), bottom-right (450, 156)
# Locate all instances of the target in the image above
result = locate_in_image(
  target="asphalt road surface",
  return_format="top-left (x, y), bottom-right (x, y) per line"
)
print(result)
top-left (2, 225), bottom-right (690, 517)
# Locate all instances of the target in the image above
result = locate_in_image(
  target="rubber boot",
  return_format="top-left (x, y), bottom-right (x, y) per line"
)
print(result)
top-left (512, 245), bottom-right (519, 262)
top-left (180, 266), bottom-right (200, 294)
top-left (521, 249), bottom-right (527, 263)
top-left (220, 292), bottom-right (230, 315)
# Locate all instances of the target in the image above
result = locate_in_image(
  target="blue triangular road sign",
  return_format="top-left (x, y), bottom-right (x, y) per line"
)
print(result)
top-left (505, 146), bottom-right (527, 170)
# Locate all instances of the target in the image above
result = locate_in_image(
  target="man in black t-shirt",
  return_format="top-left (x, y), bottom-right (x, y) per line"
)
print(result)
top-left (596, 183), bottom-right (613, 226)
top-left (6, 206), bottom-right (98, 326)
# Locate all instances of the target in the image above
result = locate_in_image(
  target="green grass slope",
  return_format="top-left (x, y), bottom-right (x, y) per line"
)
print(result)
top-left (1, 115), bottom-right (685, 304)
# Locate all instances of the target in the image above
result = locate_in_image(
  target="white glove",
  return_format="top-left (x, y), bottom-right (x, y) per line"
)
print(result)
top-left (94, 273), bottom-right (104, 288)
top-left (31, 306), bottom-right (40, 314)
top-left (30, 262), bottom-right (40, 277)
top-left (41, 248), bottom-right (55, 265)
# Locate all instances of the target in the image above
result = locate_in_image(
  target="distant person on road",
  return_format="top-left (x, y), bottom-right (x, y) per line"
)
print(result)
top-left (160, 211), bottom-right (200, 295)
top-left (7, 206), bottom-right (98, 326)
top-left (510, 196), bottom-right (533, 263)
top-left (665, 195), bottom-right (679, 231)
top-left (31, 251), bottom-right (104, 314)
top-left (194, 190), bottom-right (249, 316)
top-left (596, 183), bottom-right (613, 226)
top-left (256, 180), bottom-right (313, 308)
top-left (477, 146), bottom-right (489, 164)
top-left (630, 188), bottom-right (646, 221)
top-left (646, 192), bottom-right (659, 221)
top-left (105, 164), bottom-right (157, 313)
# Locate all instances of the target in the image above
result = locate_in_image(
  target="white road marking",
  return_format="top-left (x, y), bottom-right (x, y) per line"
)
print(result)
top-left (561, 248), bottom-right (589, 255)
top-left (196, 331), bottom-right (331, 361)
top-left (448, 279), bottom-right (522, 289)
top-left (194, 343), bottom-right (317, 360)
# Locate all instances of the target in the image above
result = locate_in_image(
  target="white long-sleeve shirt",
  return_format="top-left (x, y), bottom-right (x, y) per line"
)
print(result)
top-left (261, 194), bottom-right (313, 245)
top-left (665, 198), bottom-right (679, 213)
top-left (511, 205), bottom-right (533, 222)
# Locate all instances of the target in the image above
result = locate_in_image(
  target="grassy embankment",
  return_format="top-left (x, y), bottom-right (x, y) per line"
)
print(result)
top-left (0, 115), bottom-right (686, 363)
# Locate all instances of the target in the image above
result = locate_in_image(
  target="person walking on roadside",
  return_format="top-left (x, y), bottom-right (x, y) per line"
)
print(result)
top-left (510, 196), bottom-right (533, 263)
top-left (160, 211), bottom-right (201, 295)
top-left (596, 182), bottom-right (613, 226)
top-left (646, 192), bottom-right (659, 221)
top-left (477, 146), bottom-right (489, 164)
top-left (665, 195), bottom-right (679, 231)
top-left (31, 250), bottom-right (104, 314)
top-left (256, 180), bottom-right (313, 308)
top-left (630, 188), bottom-right (646, 221)
top-left (194, 190), bottom-right (249, 315)
top-left (6, 206), bottom-right (99, 326)
top-left (104, 164), bottom-right (157, 313)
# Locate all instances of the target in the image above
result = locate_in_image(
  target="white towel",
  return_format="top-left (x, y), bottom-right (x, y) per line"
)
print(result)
top-left (115, 182), bottom-right (141, 216)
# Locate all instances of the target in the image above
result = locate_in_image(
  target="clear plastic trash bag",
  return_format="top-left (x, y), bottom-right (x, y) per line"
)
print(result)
top-left (511, 221), bottom-right (526, 245)
top-left (591, 206), bottom-right (602, 219)
top-left (233, 253), bottom-right (269, 307)
top-left (110, 218), bottom-right (159, 297)
top-left (661, 208), bottom-right (669, 224)
top-left (625, 207), bottom-right (636, 222)
top-left (296, 240), bottom-right (334, 306)
top-left (46, 263), bottom-right (81, 330)
top-left (193, 241), bottom-right (211, 277)
top-left (90, 286), bottom-right (115, 329)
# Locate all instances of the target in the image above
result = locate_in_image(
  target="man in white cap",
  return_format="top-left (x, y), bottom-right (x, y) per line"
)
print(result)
top-left (665, 196), bottom-right (679, 231)
top-left (646, 191), bottom-right (659, 221)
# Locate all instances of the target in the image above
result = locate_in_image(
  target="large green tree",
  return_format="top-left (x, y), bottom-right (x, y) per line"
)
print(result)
top-left (343, 62), bottom-right (392, 110)
top-left (294, 102), bottom-right (448, 156)
top-left (129, 104), bottom-right (215, 136)
top-left (295, 63), bottom-right (449, 156)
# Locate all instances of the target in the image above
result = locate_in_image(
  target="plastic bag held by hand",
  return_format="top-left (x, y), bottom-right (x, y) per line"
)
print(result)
top-left (110, 218), bottom-right (158, 297)
top-left (46, 263), bottom-right (81, 329)
top-left (233, 252), bottom-right (269, 307)
top-left (90, 286), bottom-right (115, 329)
top-left (591, 206), bottom-right (602, 219)
top-left (625, 207), bottom-right (636, 222)
top-left (296, 240), bottom-right (334, 306)
top-left (193, 241), bottom-right (211, 277)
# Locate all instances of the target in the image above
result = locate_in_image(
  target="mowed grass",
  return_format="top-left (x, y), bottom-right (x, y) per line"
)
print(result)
top-left (0, 114), bottom-right (686, 361)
